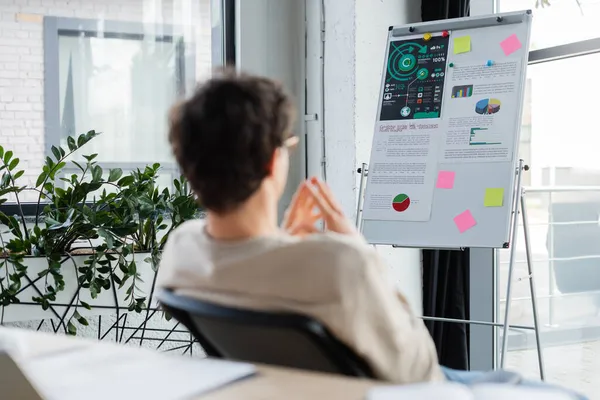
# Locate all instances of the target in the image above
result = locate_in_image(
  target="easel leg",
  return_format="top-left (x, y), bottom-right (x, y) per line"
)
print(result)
top-left (500, 162), bottom-right (525, 369)
top-left (500, 223), bottom-right (517, 369)
top-left (500, 190), bottom-right (546, 381)
top-left (521, 194), bottom-right (546, 380)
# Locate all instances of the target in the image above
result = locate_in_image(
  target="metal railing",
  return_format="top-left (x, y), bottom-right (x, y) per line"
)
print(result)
top-left (497, 185), bottom-right (600, 327)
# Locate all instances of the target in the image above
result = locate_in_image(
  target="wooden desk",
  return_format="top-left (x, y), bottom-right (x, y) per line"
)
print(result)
top-left (4, 328), bottom-right (377, 400)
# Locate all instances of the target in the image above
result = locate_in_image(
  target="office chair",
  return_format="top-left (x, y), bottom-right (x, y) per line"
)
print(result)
top-left (157, 289), bottom-right (375, 378)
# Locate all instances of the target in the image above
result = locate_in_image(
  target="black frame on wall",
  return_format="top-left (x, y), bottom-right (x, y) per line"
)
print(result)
top-left (223, 0), bottom-right (236, 65)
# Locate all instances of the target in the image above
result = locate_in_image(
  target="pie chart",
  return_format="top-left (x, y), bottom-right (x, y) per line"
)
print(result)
top-left (392, 194), bottom-right (411, 212)
top-left (475, 98), bottom-right (501, 115)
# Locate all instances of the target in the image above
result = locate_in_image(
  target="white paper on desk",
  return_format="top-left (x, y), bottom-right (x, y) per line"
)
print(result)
top-left (0, 327), bottom-right (89, 361)
top-left (21, 344), bottom-right (256, 400)
top-left (368, 383), bottom-right (474, 400)
top-left (368, 383), bottom-right (575, 400)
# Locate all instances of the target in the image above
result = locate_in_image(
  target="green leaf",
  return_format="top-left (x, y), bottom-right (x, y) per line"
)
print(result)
top-left (45, 156), bottom-right (54, 168)
top-left (0, 145), bottom-right (3, 159)
top-left (45, 216), bottom-right (61, 227)
top-left (67, 321), bottom-right (77, 335)
top-left (3, 150), bottom-right (13, 164)
top-left (128, 261), bottom-right (137, 274)
top-left (97, 228), bottom-right (114, 249)
top-left (117, 175), bottom-right (135, 187)
top-left (51, 146), bottom-right (61, 160)
top-left (54, 187), bottom-right (66, 198)
top-left (119, 263), bottom-right (129, 274)
top-left (35, 172), bottom-right (47, 187)
top-left (97, 266), bottom-right (110, 274)
top-left (80, 301), bottom-right (91, 310)
top-left (91, 165), bottom-right (103, 182)
top-left (108, 168), bottom-right (123, 182)
top-left (83, 153), bottom-right (98, 162)
top-left (55, 161), bottom-right (66, 171)
top-left (8, 158), bottom-right (19, 171)
top-left (71, 161), bottom-right (85, 172)
top-left (67, 136), bottom-right (76, 151)
top-left (13, 170), bottom-right (24, 180)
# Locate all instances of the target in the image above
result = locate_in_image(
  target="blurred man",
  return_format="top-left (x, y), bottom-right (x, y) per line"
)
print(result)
top-left (157, 69), bottom-right (585, 399)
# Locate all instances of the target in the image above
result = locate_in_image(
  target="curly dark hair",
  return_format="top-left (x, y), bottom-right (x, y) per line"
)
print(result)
top-left (168, 69), bottom-right (296, 213)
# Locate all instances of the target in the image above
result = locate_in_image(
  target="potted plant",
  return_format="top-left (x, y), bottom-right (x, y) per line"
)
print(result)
top-left (0, 131), bottom-right (199, 335)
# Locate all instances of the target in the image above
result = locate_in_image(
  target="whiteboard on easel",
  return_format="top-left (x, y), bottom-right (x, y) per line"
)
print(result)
top-left (361, 11), bottom-right (532, 249)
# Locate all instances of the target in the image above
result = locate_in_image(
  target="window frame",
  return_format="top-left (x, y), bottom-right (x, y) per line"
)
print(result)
top-left (0, 0), bottom-right (233, 214)
top-left (42, 16), bottom-right (194, 177)
top-left (485, 0), bottom-right (600, 371)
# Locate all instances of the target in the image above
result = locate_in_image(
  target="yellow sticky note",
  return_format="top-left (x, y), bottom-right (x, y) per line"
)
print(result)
top-left (454, 36), bottom-right (471, 54)
top-left (484, 188), bottom-right (504, 207)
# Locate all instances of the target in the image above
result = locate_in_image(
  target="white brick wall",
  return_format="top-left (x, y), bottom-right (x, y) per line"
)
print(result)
top-left (0, 0), bottom-right (212, 201)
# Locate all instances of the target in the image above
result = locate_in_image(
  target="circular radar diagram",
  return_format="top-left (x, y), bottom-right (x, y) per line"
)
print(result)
top-left (388, 41), bottom-right (429, 82)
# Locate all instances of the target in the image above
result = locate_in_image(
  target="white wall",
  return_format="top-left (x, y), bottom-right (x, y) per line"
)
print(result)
top-left (323, 0), bottom-right (424, 314)
top-left (236, 0), bottom-right (306, 220)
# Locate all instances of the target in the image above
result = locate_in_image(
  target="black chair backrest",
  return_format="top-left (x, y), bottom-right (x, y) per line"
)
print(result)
top-left (157, 289), bottom-right (375, 378)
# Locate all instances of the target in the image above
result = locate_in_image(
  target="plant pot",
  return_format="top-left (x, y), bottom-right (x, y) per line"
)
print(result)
top-left (1, 252), bottom-right (158, 323)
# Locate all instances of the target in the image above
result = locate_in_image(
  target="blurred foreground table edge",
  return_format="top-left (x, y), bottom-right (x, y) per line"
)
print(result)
top-left (1, 328), bottom-right (377, 400)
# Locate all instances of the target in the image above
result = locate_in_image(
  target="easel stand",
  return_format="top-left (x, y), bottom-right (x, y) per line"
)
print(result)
top-left (501, 161), bottom-right (545, 379)
top-left (355, 161), bottom-right (545, 380)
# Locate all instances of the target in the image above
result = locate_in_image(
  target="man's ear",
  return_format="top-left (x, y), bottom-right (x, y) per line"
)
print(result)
top-left (266, 148), bottom-right (279, 176)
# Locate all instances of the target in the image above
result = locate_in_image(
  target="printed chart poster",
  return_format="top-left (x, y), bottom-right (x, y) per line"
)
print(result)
top-left (362, 122), bottom-right (440, 222)
top-left (380, 34), bottom-right (450, 121)
top-left (441, 60), bottom-right (521, 163)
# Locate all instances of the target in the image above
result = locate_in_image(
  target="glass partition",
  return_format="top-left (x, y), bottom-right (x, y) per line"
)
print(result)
top-left (499, 0), bottom-right (600, 49)
top-left (496, 1), bottom-right (600, 397)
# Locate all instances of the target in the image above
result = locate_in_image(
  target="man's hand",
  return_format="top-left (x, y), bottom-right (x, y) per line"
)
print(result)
top-left (283, 178), bottom-right (360, 238)
top-left (305, 177), bottom-right (360, 237)
top-left (282, 181), bottom-right (321, 237)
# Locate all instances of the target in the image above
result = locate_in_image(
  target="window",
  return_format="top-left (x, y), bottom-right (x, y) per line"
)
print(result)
top-left (499, 0), bottom-right (600, 49)
top-left (496, 1), bottom-right (600, 397)
top-left (0, 0), bottom-right (220, 203)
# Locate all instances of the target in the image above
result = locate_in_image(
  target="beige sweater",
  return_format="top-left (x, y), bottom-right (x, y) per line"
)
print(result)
top-left (157, 220), bottom-right (444, 384)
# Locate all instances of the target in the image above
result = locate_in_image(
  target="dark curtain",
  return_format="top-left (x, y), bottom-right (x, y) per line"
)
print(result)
top-left (422, 249), bottom-right (470, 370)
top-left (421, 0), bottom-right (471, 371)
top-left (422, 0), bottom-right (470, 22)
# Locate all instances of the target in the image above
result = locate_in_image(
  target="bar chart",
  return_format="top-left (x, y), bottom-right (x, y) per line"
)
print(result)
top-left (451, 84), bottom-right (473, 98)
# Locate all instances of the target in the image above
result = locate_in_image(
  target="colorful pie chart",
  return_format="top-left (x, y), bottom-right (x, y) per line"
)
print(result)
top-left (475, 98), bottom-right (501, 115)
top-left (392, 194), bottom-right (410, 212)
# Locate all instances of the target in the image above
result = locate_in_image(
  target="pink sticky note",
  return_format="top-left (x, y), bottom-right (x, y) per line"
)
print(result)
top-left (436, 171), bottom-right (455, 189)
top-left (500, 34), bottom-right (522, 56)
top-left (454, 210), bottom-right (477, 233)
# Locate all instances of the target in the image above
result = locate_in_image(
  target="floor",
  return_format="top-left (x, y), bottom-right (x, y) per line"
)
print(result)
top-left (508, 341), bottom-right (600, 399)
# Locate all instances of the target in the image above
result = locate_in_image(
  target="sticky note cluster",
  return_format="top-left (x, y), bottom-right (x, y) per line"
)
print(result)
top-left (437, 170), bottom-right (506, 233)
